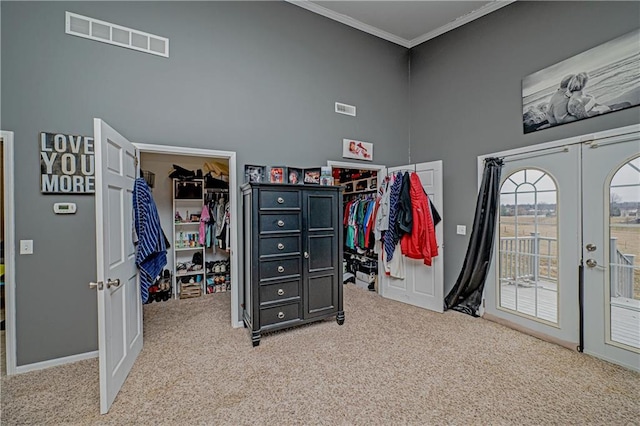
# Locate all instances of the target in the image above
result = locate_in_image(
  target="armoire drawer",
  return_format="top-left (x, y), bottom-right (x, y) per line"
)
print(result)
top-left (260, 190), bottom-right (300, 210)
top-left (260, 279), bottom-right (300, 305)
top-left (260, 302), bottom-right (301, 327)
top-left (259, 235), bottom-right (300, 258)
top-left (259, 213), bottom-right (301, 234)
top-left (260, 257), bottom-right (300, 281)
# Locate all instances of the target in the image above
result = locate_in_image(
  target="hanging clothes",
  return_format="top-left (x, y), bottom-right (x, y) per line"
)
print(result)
top-left (199, 201), bottom-right (210, 246)
top-left (400, 172), bottom-right (438, 266)
top-left (343, 195), bottom-right (377, 252)
top-left (395, 171), bottom-right (413, 238)
top-left (374, 177), bottom-right (391, 241)
top-left (133, 178), bottom-right (168, 304)
top-left (383, 172), bottom-right (403, 261)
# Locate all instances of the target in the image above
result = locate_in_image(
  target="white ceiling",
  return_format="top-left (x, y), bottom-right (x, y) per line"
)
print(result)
top-left (288, 1), bottom-right (515, 48)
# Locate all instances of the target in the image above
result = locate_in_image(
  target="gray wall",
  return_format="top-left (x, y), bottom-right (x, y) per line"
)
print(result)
top-left (409, 1), bottom-right (640, 295)
top-left (2, 1), bottom-right (410, 365)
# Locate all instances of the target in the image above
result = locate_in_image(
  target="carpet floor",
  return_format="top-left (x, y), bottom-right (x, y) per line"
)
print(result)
top-left (1, 285), bottom-right (638, 425)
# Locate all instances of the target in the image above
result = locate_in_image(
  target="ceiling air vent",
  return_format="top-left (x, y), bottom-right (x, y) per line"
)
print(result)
top-left (65, 12), bottom-right (169, 58)
top-left (335, 102), bottom-right (356, 117)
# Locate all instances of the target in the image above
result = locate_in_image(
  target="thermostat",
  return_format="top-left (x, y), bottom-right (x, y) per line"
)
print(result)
top-left (53, 202), bottom-right (77, 214)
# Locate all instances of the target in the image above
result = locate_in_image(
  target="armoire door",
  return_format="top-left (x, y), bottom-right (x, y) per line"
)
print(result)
top-left (379, 161), bottom-right (444, 313)
top-left (303, 189), bottom-right (341, 319)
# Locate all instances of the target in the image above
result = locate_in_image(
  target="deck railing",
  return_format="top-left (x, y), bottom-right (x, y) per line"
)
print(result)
top-left (610, 237), bottom-right (635, 299)
top-left (499, 233), bottom-right (557, 286)
top-left (499, 235), bottom-right (635, 296)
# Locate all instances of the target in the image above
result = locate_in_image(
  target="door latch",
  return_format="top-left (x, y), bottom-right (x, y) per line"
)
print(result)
top-left (89, 281), bottom-right (104, 290)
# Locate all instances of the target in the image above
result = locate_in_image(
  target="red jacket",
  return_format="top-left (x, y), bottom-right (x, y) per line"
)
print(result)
top-left (400, 173), bottom-right (438, 266)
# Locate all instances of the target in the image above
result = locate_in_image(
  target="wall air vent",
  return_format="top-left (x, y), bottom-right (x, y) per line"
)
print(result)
top-left (65, 12), bottom-right (169, 58)
top-left (335, 102), bottom-right (356, 117)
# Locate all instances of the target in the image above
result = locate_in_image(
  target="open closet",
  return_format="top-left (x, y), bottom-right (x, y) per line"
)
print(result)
top-left (332, 167), bottom-right (381, 292)
top-left (139, 153), bottom-right (232, 303)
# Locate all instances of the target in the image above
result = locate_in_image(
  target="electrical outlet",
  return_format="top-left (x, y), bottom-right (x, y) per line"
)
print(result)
top-left (20, 240), bottom-right (34, 255)
top-left (456, 225), bottom-right (466, 235)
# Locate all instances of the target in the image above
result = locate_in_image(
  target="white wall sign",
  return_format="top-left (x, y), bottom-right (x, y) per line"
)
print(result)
top-left (342, 138), bottom-right (373, 161)
top-left (40, 132), bottom-right (95, 193)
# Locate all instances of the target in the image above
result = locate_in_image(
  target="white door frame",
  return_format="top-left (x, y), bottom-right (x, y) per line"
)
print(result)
top-left (135, 143), bottom-right (241, 327)
top-left (2, 131), bottom-right (17, 375)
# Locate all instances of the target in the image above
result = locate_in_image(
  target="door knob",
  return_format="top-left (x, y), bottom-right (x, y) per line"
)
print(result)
top-left (106, 278), bottom-right (121, 289)
top-left (586, 244), bottom-right (597, 252)
top-left (89, 281), bottom-right (104, 290)
top-left (586, 259), bottom-right (598, 268)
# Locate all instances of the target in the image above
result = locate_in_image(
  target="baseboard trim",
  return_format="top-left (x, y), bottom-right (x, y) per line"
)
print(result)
top-left (14, 351), bottom-right (98, 375)
top-left (482, 313), bottom-right (578, 351)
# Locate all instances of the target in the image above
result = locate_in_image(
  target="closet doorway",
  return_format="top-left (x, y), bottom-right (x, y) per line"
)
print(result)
top-left (92, 120), bottom-right (240, 413)
top-left (328, 160), bottom-right (444, 313)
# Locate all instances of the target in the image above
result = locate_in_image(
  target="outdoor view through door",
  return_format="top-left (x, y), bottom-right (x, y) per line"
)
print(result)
top-left (607, 156), bottom-right (639, 349)
top-left (499, 169), bottom-right (559, 323)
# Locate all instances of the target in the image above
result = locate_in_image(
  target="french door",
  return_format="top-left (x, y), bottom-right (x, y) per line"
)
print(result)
top-left (582, 132), bottom-right (639, 371)
top-left (484, 126), bottom-right (640, 371)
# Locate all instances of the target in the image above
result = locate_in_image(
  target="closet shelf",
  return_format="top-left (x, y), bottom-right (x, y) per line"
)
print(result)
top-left (176, 270), bottom-right (204, 278)
top-left (175, 246), bottom-right (203, 251)
top-left (174, 221), bottom-right (200, 225)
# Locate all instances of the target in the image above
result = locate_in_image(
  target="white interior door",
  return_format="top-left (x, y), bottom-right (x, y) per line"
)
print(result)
top-left (582, 134), bottom-right (640, 371)
top-left (93, 119), bottom-right (142, 414)
top-left (380, 161), bottom-right (444, 312)
top-left (484, 146), bottom-right (581, 348)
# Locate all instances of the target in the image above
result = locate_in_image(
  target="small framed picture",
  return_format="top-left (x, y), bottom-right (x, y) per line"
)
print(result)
top-left (320, 176), bottom-right (334, 186)
top-left (288, 167), bottom-right (303, 184)
top-left (370, 178), bottom-right (377, 189)
top-left (304, 168), bottom-right (321, 184)
top-left (344, 182), bottom-right (354, 193)
top-left (245, 165), bottom-right (265, 183)
top-left (269, 166), bottom-right (287, 184)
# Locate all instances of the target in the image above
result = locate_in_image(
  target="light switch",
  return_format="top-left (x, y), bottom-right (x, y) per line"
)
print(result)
top-left (20, 240), bottom-right (34, 255)
top-left (456, 225), bottom-right (466, 235)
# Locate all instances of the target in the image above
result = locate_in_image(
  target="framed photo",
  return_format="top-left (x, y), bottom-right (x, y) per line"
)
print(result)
top-left (269, 166), bottom-right (286, 184)
top-left (320, 176), bottom-right (334, 186)
top-left (244, 165), bottom-right (264, 183)
top-left (522, 28), bottom-right (639, 134)
top-left (342, 139), bottom-right (373, 161)
top-left (369, 177), bottom-right (377, 189)
top-left (303, 168), bottom-right (321, 184)
top-left (288, 167), bottom-right (303, 184)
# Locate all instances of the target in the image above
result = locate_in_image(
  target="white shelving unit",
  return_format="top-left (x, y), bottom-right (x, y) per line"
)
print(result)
top-left (172, 178), bottom-right (206, 299)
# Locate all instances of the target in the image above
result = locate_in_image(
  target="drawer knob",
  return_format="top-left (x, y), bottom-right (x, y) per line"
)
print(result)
top-left (277, 243), bottom-right (285, 250)
top-left (277, 220), bottom-right (285, 227)
top-left (304, 251), bottom-right (309, 259)
top-left (277, 197), bottom-right (285, 204)
top-left (277, 288), bottom-right (285, 296)
top-left (277, 312), bottom-right (285, 319)
top-left (277, 266), bottom-right (285, 273)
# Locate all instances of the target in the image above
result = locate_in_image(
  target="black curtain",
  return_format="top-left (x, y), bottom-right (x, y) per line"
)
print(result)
top-left (445, 157), bottom-right (504, 316)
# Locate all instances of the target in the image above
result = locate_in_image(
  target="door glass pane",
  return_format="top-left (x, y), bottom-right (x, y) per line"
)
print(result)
top-left (609, 156), bottom-right (640, 349)
top-left (499, 168), bottom-right (558, 323)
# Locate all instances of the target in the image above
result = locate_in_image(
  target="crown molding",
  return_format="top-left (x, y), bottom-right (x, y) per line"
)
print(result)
top-left (409, 1), bottom-right (516, 48)
top-left (287, 0), bottom-right (412, 48)
top-left (287, 0), bottom-right (516, 49)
